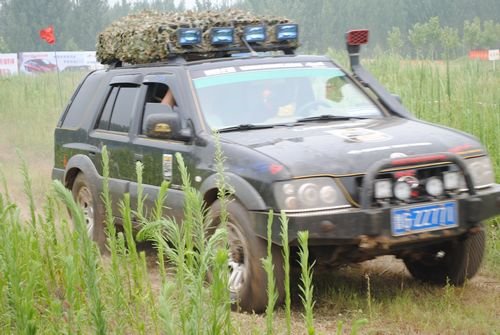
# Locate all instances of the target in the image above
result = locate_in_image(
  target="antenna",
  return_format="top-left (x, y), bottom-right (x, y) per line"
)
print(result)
top-left (240, 37), bottom-right (259, 57)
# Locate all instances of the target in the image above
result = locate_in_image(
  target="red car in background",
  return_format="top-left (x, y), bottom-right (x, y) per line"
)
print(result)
top-left (23, 58), bottom-right (58, 73)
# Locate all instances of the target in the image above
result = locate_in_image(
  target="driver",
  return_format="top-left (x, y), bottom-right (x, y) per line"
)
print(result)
top-left (256, 84), bottom-right (295, 121)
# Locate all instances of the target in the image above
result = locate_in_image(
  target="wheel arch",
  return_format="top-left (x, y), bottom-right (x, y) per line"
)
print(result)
top-left (200, 172), bottom-right (267, 210)
top-left (64, 154), bottom-right (101, 191)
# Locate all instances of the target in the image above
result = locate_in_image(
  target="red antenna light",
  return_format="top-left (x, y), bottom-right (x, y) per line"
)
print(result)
top-left (346, 29), bottom-right (369, 46)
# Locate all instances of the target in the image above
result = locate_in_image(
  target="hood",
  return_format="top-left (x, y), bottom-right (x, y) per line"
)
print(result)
top-left (220, 117), bottom-right (483, 177)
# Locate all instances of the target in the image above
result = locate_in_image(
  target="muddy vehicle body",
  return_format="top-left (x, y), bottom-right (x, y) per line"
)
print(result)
top-left (52, 27), bottom-right (500, 312)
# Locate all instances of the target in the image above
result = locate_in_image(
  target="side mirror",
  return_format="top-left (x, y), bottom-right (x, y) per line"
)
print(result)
top-left (143, 103), bottom-right (191, 140)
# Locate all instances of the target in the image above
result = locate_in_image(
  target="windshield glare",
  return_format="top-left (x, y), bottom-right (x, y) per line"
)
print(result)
top-left (192, 67), bottom-right (382, 129)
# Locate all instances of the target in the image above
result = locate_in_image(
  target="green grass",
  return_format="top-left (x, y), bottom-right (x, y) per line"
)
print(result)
top-left (0, 57), bottom-right (499, 334)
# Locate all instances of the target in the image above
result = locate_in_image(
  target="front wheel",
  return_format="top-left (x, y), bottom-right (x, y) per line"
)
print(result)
top-left (210, 199), bottom-right (285, 313)
top-left (403, 225), bottom-right (486, 285)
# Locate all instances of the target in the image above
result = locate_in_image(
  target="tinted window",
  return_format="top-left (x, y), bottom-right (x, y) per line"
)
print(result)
top-left (109, 86), bottom-right (138, 132)
top-left (97, 87), bottom-right (118, 130)
top-left (61, 73), bottom-right (103, 128)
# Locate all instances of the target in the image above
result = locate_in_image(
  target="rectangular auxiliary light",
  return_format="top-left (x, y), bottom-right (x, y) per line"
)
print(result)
top-left (276, 24), bottom-right (298, 41)
top-left (178, 28), bottom-right (202, 46)
top-left (244, 25), bottom-right (266, 43)
top-left (211, 27), bottom-right (234, 45)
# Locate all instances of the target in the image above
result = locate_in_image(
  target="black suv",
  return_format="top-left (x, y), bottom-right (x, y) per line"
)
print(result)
top-left (53, 30), bottom-right (500, 313)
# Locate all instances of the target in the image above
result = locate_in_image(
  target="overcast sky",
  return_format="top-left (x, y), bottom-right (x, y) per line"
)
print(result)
top-left (107, 0), bottom-right (197, 8)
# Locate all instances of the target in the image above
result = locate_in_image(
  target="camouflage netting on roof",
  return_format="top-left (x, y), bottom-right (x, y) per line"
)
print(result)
top-left (96, 9), bottom-right (297, 65)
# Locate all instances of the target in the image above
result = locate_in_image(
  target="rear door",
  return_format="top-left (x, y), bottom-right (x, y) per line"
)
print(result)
top-left (88, 73), bottom-right (142, 215)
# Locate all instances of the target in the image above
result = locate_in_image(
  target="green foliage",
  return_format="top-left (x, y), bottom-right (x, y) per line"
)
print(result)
top-left (298, 230), bottom-right (315, 335)
top-left (441, 26), bottom-right (460, 53)
top-left (263, 210), bottom-right (277, 334)
top-left (137, 152), bottom-right (232, 334)
top-left (0, 0), bottom-right (71, 52)
top-left (69, 0), bottom-right (109, 50)
top-left (0, 35), bottom-right (9, 52)
top-left (53, 181), bottom-right (107, 334)
top-left (463, 17), bottom-right (483, 50)
top-left (279, 211), bottom-right (292, 335)
top-left (0, 0), bottom-right (499, 54)
top-left (408, 22), bottom-right (428, 58)
top-left (387, 27), bottom-right (404, 55)
top-left (464, 17), bottom-right (500, 49)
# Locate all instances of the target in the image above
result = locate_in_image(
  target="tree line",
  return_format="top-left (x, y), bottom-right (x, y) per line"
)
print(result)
top-left (0, 0), bottom-right (498, 58)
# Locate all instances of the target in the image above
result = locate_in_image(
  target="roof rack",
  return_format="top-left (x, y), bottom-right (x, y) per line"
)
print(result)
top-left (107, 43), bottom-right (297, 68)
top-left (97, 10), bottom-right (299, 66)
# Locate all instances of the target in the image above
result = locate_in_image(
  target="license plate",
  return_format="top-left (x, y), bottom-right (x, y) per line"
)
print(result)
top-left (391, 201), bottom-right (458, 236)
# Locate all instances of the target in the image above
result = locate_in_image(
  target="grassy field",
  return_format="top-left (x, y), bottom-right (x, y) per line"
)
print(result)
top-left (0, 56), bottom-right (499, 334)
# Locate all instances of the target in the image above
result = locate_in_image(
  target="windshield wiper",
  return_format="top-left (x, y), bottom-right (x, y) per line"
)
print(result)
top-left (296, 115), bottom-right (369, 122)
top-left (217, 124), bottom-right (274, 133)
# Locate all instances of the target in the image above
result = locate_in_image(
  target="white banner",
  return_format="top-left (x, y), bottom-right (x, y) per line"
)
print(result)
top-left (488, 49), bottom-right (499, 61)
top-left (0, 53), bottom-right (19, 76)
top-left (19, 52), bottom-right (57, 74)
top-left (55, 51), bottom-right (104, 71)
top-left (16, 51), bottom-right (103, 74)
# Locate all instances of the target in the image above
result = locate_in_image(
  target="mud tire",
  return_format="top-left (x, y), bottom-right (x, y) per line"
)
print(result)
top-left (403, 225), bottom-right (485, 285)
top-left (210, 199), bottom-right (285, 313)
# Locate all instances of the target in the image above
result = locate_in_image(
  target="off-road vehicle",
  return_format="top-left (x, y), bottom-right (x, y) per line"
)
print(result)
top-left (52, 20), bottom-right (500, 313)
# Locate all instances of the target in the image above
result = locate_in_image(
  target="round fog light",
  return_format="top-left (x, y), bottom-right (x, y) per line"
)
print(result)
top-left (394, 181), bottom-right (411, 200)
top-left (426, 177), bottom-right (444, 197)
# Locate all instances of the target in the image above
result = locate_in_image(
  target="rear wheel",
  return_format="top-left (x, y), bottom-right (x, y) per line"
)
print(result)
top-left (71, 173), bottom-right (106, 252)
top-left (210, 199), bottom-right (285, 313)
top-left (403, 225), bottom-right (486, 285)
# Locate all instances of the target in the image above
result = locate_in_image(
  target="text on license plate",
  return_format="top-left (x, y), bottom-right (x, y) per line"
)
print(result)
top-left (391, 201), bottom-right (458, 236)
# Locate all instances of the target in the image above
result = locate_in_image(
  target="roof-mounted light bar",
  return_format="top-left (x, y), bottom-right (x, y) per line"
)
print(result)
top-left (211, 27), bottom-right (234, 45)
top-left (178, 28), bottom-right (202, 46)
top-left (243, 25), bottom-right (266, 43)
top-left (276, 23), bottom-right (298, 41)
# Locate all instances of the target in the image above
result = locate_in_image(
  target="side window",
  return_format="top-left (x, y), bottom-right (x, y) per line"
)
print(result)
top-left (96, 85), bottom-right (138, 133)
top-left (109, 86), bottom-right (138, 132)
top-left (60, 73), bottom-right (102, 128)
top-left (141, 83), bottom-right (178, 134)
top-left (97, 87), bottom-right (118, 130)
top-left (145, 83), bottom-right (168, 104)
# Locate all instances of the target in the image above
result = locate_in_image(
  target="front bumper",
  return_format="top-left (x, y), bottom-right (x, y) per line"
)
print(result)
top-left (251, 184), bottom-right (500, 248)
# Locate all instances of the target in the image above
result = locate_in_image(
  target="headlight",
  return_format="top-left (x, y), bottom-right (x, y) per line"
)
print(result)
top-left (460, 156), bottom-right (495, 189)
top-left (274, 178), bottom-right (350, 211)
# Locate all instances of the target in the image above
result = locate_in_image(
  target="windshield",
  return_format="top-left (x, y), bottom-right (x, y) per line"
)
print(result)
top-left (192, 66), bottom-right (383, 130)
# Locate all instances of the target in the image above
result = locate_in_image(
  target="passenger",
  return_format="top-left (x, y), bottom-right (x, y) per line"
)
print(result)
top-left (325, 77), bottom-right (343, 102)
top-left (161, 89), bottom-right (176, 108)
